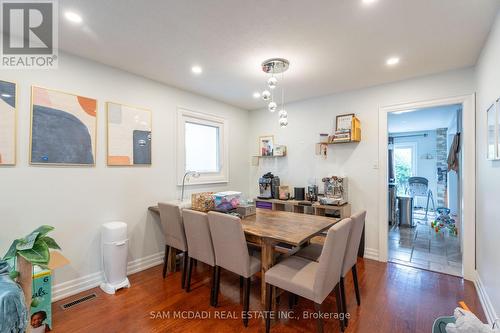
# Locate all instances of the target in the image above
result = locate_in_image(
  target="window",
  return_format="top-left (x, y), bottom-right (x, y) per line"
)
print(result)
top-left (394, 143), bottom-right (417, 195)
top-left (177, 108), bottom-right (228, 185)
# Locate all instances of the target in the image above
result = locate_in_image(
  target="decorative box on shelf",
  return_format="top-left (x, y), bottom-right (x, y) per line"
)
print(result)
top-left (333, 113), bottom-right (361, 143)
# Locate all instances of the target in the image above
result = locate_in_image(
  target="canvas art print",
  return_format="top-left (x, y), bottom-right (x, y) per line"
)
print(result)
top-left (107, 102), bottom-right (152, 166)
top-left (0, 80), bottom-right (16, 165)
top-left (30, 86), bottom-right (97, 165)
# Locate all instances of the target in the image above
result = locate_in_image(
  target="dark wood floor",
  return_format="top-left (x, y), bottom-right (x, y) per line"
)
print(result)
top-left (52, 259), bottom-right (485, 333)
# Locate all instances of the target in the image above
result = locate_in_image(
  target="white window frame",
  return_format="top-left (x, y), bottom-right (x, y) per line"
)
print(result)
top-left (394, 142), bottom-right (418, 177)
top-left (177, 107), bottom-right (229, 185)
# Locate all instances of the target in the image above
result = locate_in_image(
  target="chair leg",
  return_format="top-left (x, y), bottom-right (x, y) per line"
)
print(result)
top-left (340, 277), bottom-right (348, 327)
top-left (162, 245), bottom-right (169, 278)
top-left (352, 265), bottom-right (361, 306)
top-left (243, 277), bottom-right (251, 327)
top-left (265, 283), bottom-right (273, 333)
top-left (181, 251), bottom-right (188, 289)
top-left (186, 257), bottom-right (194, 292)
top-left (313, 302), bottom-right (324, 333)
top-left (213, 266), bottom-right (221, 307)
top-left (210, 266), bottom-right (216, 307)
top-left (288, 292), bottom-right (295, 310)
top-left (334, 285), bottom-right (345, 332)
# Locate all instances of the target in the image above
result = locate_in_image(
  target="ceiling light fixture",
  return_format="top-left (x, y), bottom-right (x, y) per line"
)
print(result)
top-left (362, 0), bottom-right (378, 4)
top-left (386, 57), bottom-right (400, 66)
top-left (64, 11), bottom-right (83, 24)
top-left (1, 93), bottom-right (12, 98)
top-left (260, 58), bottom-right (290, 127)
top-left (191, 65), bottom-right (202, 74)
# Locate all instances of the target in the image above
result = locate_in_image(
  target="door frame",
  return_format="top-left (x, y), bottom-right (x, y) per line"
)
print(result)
top-left (378, 94), bottom-right (476, 281)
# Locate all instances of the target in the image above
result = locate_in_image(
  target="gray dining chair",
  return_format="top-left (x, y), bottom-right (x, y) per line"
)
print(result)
top-left (207, 211), bottom-right (261, 327)
top-left (294, 211), bottom-right (367, 327)
top-left (182, 209), bottom-right (217, 306)
top-left (264, 218), bottom-right (352, 333)
top-left (158, 202), bottom-right (188, 289)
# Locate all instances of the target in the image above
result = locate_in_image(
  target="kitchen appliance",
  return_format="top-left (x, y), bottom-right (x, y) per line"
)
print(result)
top-left (321, 176), bottom-right (348, 205)
top-left (294, 187), bottom-right (305, 200)
top-left (307, 185), bottom-right (318, 202)
top-left (398, 196), bottom-right (415, 227)
top-left (258, 172), bottom-right (280, 199)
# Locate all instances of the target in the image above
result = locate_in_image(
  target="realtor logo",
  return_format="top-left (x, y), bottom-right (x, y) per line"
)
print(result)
top-left (1, 0), bottom-right (58, 68)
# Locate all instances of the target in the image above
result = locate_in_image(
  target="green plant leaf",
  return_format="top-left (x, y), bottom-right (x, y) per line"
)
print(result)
top-left (33, 225), bottom-right (54, 237)
top-left (16, 232), bottom-right (39, 251)
top-left (40, 236), bottom-right (61, 250)
top-left (9, 270), bottom-right (19, 280)
top-left (3, 239), bottom-right (20, 260)
top-left (17, 241), bottom-right (50, 264)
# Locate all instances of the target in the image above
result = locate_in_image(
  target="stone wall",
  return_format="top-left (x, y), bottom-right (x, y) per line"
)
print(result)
top-left (436, 128), bottom-right (448, 207)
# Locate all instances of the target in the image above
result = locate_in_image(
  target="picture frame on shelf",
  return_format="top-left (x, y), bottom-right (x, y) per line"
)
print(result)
top-left (258, 135), bottom-right (274, 156)
top-left (274, 145), bottom-right (286, 156)
top-left (335, 113), bottom-right (355, 131)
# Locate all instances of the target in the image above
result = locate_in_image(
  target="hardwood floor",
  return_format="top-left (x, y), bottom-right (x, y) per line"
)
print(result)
top-left (52, 259), bottom-right (485, 332)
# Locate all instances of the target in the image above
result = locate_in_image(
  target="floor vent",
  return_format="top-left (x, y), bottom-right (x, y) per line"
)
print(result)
top-left (60, 293), bottom-right (97, 310)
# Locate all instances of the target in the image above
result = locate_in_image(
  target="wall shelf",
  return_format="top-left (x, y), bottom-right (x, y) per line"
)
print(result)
top-left (251, 154), bottom-right (286, 166)
top-left (318, 139), bottom-right (361, 145)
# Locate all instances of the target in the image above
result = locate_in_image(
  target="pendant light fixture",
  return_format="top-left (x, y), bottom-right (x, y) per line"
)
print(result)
top-left (261, 58), bottom-right (289, 127)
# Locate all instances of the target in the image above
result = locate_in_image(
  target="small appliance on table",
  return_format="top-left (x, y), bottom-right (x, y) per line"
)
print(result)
top-left (319, 176), bottom-right (348, 206)
top-left (258, 172), bottom-right (280, 199)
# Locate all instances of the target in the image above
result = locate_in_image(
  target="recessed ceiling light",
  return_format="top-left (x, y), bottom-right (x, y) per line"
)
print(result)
top-left (191, 66), bottom-right (202, 74)
top-left (64, 11), bottom-right (83, 24)
top-left (386, 57), bottom-right (400, 66)
top-left (253, 92), bottom-right (261, 99)
top-left (362, 0), bottom-right (378, 5)
top-left (1, 93), bottom-right (12, 98)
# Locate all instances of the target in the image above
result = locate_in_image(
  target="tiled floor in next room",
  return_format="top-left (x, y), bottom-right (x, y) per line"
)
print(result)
top-left (388, 209), bottom-right (462, 276)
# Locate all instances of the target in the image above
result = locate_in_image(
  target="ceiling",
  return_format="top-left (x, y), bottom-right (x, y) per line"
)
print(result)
top-left (57, 0), bottom-right (500, 110)
top-left (388, 104), bottom-right (461, 133)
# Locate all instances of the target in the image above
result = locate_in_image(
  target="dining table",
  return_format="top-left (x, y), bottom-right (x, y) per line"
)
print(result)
top-left (148, 206), bottom-right (340, 304)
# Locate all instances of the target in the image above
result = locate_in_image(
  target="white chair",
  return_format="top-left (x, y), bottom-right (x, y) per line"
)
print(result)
top-left (264, 218), bottom-right (352, 333)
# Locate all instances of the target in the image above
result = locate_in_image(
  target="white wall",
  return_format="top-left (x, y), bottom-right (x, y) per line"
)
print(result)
top-left (248, 67), bottom-right (475, 258)
top-left (0, 52), bottom-right (250, 296)
top-left (475, 11), bottom-right (500, 321)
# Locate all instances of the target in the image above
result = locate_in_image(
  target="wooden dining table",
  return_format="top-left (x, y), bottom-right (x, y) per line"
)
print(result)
top-left (148, 206), bottom-right (340, 304)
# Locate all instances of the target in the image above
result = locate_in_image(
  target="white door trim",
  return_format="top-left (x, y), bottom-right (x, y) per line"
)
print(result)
top-left (378, 94), bottom-right (476, 281)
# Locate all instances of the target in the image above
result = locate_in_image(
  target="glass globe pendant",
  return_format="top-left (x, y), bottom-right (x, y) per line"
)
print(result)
top-left (278, 109), bottom-right (287, 118)
top-left (268, 101), bottom-right (277, 112)
top-left (279, 117), bottom-right (288, 127)
top-left (262, 90), bottom-right (271, 101)
top-left (268, 77), bottom-right (278, 89)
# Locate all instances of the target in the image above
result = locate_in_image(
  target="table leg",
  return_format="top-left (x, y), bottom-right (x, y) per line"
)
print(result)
top-left (167, 247), bottom-right (177, 273)
top-left (261, 238), bottom-right (275, 305)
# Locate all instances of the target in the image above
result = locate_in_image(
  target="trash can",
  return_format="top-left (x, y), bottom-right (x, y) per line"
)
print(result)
top-left (398, 196), bottom-right (415, 227)
top-left (100, 221), bottom-right (131, 294)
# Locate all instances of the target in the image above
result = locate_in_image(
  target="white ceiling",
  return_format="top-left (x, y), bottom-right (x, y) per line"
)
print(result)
top-left (388, 104), bottom-right (461, 133)
top-left (58, 0), bottom-right (500, 110)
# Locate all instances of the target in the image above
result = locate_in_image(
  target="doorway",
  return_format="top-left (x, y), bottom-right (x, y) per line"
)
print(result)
top-left (378, 95), bottom-right (476, 281)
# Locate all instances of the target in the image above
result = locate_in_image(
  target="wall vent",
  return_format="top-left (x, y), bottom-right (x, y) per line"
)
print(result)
top-left (60, 293), bottom-right (97, 310)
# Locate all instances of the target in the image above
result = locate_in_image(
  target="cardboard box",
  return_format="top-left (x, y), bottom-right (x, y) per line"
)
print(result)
top-left (18, 251), bottom-right (70, 333)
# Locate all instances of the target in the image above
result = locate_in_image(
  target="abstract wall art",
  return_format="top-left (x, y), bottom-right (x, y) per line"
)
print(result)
top-left (106, 102), bottom-right (152, 166)
top-left (0, 80), bottom-right (16, 165)
top-left (30, 86), bottom-right (97, 165)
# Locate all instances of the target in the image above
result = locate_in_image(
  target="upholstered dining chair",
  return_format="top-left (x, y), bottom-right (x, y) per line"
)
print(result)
top-left (158, 202), bottom-right (188, 289)
top-left (207, 211), bottom-right (261, 327)
top-left (294, 211), bottom-right (367, 327)
top-left (182, 209), bottom-right (217, 306)
top-left (264, 218), bottom-right (352, 333)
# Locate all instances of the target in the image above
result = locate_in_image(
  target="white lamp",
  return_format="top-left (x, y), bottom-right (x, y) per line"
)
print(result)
top-left (181, 171), bottom-right (200, 202)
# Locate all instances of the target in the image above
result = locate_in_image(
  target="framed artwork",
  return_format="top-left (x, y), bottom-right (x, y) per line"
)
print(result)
top-left (486, 103), bottom-right (497, 160)
top-left (335, 113), bottom-right (354, 131)
top-left (0, 80), bottom-right (17, 165)
top-left (107, 102), bottom-right (152, 166)
top-left (259, 135), bottom-right (274, 156)
top-left (30, 86), bottom-right (97, 165)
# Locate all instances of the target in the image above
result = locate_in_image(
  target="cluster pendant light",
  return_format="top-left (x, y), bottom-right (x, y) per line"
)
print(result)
top-left (260, 58), bottom-right (289, 127)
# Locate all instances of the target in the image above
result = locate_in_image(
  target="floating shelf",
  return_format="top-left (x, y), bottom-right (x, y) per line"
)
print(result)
top-left (251, 155), bottom-right (286, 166)
top-left (318, 139), bottom-right (361, 145)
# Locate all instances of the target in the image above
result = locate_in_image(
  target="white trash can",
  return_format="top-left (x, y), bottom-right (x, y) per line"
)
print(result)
top-left (100, 221), bottom-right (130, 294)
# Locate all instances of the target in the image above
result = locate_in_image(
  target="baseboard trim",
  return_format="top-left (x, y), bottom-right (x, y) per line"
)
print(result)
top-left (474, 270), bottom-right (498, 325)
top-left (52, 251), bottom-right (164, 302)
top-left (363, 247), bottom-right (379, 261)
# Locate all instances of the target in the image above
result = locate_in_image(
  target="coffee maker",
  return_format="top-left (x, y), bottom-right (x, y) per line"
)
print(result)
top-left (258, 172), bottom-right (280, 199)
